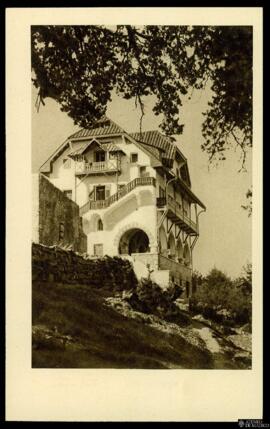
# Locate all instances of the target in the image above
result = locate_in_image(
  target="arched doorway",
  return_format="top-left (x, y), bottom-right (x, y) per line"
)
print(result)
top-left (168, 233), bottom-right (176, 259)
top-left (118, 228), bottom-right (150, 255)
top-left (159, 226), bottom-right (167, 256)
top-left (176, 238), bottom-right (184, 262)
top-left (183, 243), bottom-right (191, 266)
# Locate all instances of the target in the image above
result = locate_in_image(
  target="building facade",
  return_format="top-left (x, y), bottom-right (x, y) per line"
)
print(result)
top-left (40, 117), bottom-right (205, 296)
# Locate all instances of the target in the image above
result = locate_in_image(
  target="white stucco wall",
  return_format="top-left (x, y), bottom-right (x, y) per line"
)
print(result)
top-left (151, 270), bottom-right (170, 289)
top-left (49, 145), bottom-right (76, 199)
top-left (82, 186), bottom-right (158, 256)
top-left (48, 136), bottom-right (157, 209)
top-left (45, 133), bottom-right (194, 278)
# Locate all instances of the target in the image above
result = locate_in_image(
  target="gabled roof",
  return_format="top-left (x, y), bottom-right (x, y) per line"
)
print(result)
top-left (68, 139), bottom-right (122, 158)
top-left (179, 163), bottom-right (191, 188)
top-left (40, 139), bottom-right (70, 174)
top-left (69, 117), bottom-right (125, 140)
top-left (130, 130), bottom-right (176, 160)
top-left (177, 176), bottom-right (206, 209)
top-left (136, 141), bottom-right (161, 160)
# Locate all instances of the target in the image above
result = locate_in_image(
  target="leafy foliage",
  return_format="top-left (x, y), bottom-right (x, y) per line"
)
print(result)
top-left (242, 188), bottom-right (252, 216)
top-left (127, 278), bottom-right (189, 325)
top-left (190, 266), bottom-right (252, 326)
top-left (31, 25), bottom-right (252, 163)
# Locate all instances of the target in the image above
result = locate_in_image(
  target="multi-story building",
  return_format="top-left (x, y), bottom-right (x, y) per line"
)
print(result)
top-left (40, 117), bottom-right (206, 297)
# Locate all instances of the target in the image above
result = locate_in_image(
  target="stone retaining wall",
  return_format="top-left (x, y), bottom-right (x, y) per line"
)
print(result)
top-left (32, 242), bottom-right (138, 290)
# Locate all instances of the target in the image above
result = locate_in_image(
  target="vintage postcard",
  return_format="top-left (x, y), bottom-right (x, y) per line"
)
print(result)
top-left (6, 7), bottom-right (263, 422)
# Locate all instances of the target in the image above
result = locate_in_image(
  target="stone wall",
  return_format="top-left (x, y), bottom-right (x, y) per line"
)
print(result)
top-left (32, 174), bottom-right (87, 253)
top-left (32, 242), bottom-right (138, 290)
top-left (158, 254), bottom-right (192, 297)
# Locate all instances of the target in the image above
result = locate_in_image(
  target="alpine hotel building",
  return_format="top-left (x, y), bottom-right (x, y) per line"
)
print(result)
top-left (40, 117), bottom-right (206, 297)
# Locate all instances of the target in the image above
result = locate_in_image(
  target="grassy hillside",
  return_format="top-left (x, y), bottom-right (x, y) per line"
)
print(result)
top-left (32, 281), bottom-right (213, 369)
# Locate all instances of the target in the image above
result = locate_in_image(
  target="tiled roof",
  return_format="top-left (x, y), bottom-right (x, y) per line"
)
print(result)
top-left (40, 119), bottom-right (175, 173)
top-left (69, 117), bottom-right (125, 140)
top-left (68, 139), bottom-right (121, 158)
top-left (137, 141), bottom-right (161, 160)
top-left (130, 130), bottom-right (176, 160)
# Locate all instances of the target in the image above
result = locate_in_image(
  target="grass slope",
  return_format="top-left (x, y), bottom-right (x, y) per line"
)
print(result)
top-left (32, 281), bottom-right (213, 369)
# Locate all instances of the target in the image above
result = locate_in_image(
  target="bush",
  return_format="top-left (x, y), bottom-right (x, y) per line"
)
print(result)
top-left (127, 278), bottom-right (190, 326)
top-left (190, 267), bottom-right (252, 326)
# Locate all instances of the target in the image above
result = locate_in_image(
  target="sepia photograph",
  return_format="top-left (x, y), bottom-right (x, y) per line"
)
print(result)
top-left (6, 6), bottom-right (264, 422)
top-left (31, 23), bottom-right (253, 370)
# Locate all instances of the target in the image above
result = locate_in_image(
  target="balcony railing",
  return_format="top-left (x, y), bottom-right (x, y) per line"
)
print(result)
top-left (75, 160), bottom-right (119, 175)
top-left (80, 176), bottom-right (156, 215)
top-left (156, 195), bottom-right (198, 234)
top-left (158, 254), bottom-right (192, 278)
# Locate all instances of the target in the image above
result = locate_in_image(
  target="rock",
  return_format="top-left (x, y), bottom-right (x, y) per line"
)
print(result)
top-left (176, 301), bottom-right (189, 312)
top-left (240, 323), bottom-right (252, 333)
top-left (233, 352), bottom-right (252, 367)
top-left (192, 314), bottom-right (207, 323)
top-left (216, 308), bottom-right (232, 319)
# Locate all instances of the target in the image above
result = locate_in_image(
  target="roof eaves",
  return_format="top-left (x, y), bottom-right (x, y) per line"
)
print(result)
top-left (39, 139), bottom-right (70, 173)
top-left (177, 177), bottom-right (206, 209)
top-left (124, 132), bottom-right (162, 167)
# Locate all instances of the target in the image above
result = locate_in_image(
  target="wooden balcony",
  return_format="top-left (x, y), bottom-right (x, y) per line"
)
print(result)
top-left (75, 160), bottom-right (120, 175)
top-left (80, 176), bottom-right (156, 215)
top-left (157, 195), bottom-right (198, 235)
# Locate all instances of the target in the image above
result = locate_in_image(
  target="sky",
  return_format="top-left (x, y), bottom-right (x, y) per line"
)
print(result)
top-left (32, 86), bottom-right (252, 279)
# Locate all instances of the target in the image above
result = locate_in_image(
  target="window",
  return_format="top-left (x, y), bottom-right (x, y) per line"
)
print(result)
top-left (97, 219), bottom-right (103, 231)
top-left (109, 152), bottom-right (116, 159)
top-left (94, 151), bottom-right (106, 162)
top-left (118, 184), bottom-right (126, 196)
top-left (118, 184), bottom-right (125, 192)
top-left (94, 243), bottom-right (103, 257)
top-left (89, 188), bottom-right (95, 201)
top-left (159, 186), bottom-right (166, 198)
top-left (140, 166), bottom-right (149, 177)
top-left (130, 153), bottom-right (138, 163)
top-left (95, 186), bottom-right (105, 201)
top-left (63, 190), bottom-right (72, 200)
top-left (59, 222), bottom-right (65, 240)
top-left (63, 158), bottom-right (71, 169)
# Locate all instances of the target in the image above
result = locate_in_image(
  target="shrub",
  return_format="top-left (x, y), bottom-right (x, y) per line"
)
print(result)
top-left (190, 267), bottom-right (252, 326)
top-left (127, 278), bottom-right (190, 326)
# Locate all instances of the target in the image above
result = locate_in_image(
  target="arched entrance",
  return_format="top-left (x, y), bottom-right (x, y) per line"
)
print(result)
top-left (183, 243), bottom-right (191, 266)
top-left (168, 233), bottom-right (176, 259)
top-left (118, 228), bottom-right (150, 255)
top-left (176, 238), bottom-right (184, 262)
top-left (159, 225), bottom-right (167, 256)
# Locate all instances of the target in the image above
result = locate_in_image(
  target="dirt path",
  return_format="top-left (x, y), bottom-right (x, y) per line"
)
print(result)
top-left (188, 315), bottom-right (252, 369)
top-left (105, 295), bottom-right (252, 369)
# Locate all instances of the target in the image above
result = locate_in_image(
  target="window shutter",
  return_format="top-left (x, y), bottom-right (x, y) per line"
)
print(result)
top-left (89, 186), bottom-right (95, 201)
top-left (105, 185), bottom-right (111, 199)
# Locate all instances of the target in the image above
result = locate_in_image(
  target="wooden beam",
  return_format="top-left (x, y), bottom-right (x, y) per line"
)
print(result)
top-left (168, 220), bottom-right (174, 234)
top-left (176, 226), bottom-right (181, 239)
top-left (183, 233), bottom-right (188, 244)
